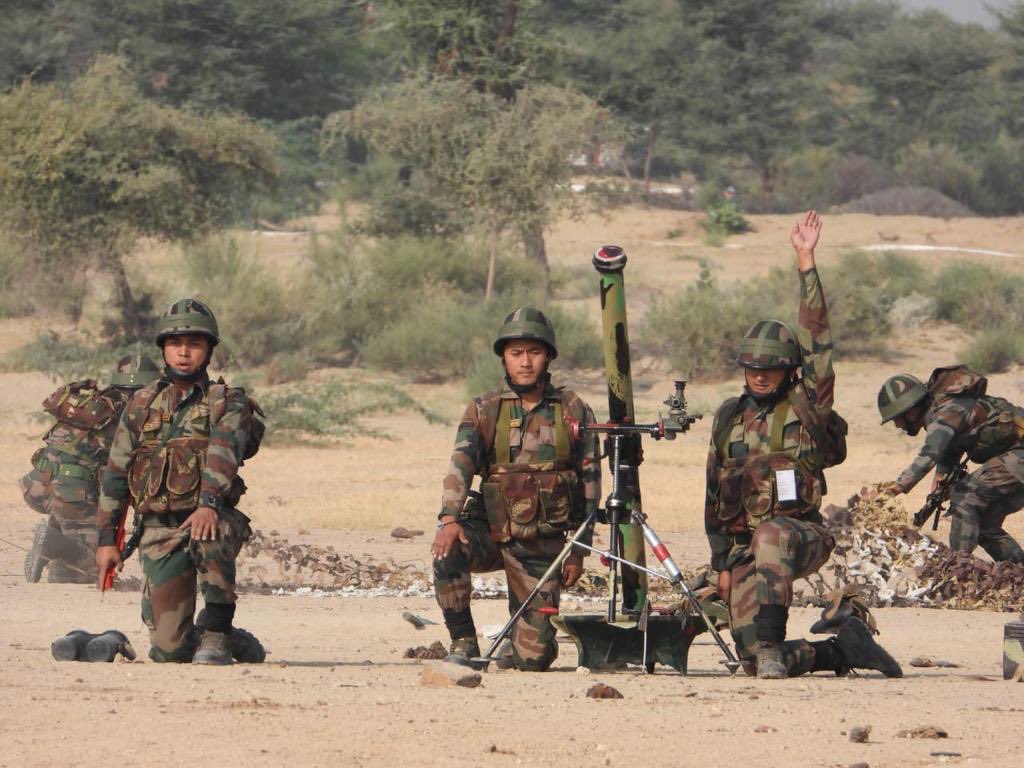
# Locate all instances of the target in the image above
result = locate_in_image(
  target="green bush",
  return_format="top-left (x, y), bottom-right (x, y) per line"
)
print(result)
top-left (250, 118), bottom-right (333, 223)
top-left (2, 332), bottom-right (140, 381)
top-left (702, 199), bottom-right (752, 237)
top-left (930, 261), bottom-right (1024, 329)
top-left (959, 325), bottom-right (1024, 374)
top-left (0, 240), bottom-right (33, 318)
top-left (897, 142), bottom-right (978, 206)
top-left (257, 379), bottom-right (445, 444)
top-left (354, 184), bottom-right (466, 238)
top-left (180, 237), bottom-right (300, 367)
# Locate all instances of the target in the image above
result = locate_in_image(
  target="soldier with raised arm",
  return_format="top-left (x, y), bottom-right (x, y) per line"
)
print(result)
top-left (704, 211), bottom-right (902, 679)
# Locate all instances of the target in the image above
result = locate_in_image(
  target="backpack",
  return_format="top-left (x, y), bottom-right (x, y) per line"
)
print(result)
top-left (714, 384), bottom-right (848, 469)
top-left (209, 382), bottom-right (266, 462)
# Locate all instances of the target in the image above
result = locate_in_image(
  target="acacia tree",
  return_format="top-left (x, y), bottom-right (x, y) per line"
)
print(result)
top-left (328, 76), bottom-right (611, 297)
top-left (0, 56), bottom-right (275, 337)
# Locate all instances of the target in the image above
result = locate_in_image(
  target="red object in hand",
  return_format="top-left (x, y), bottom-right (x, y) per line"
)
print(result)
top-left (538, 606), bottom-right (559, 616)
top-left (600, 553), bottom-right (611, 567)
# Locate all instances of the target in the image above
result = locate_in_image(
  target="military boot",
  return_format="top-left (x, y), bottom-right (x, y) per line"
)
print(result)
top-left (192, 630), bottom-right (234, 665)
top-left (85, 630), bottom-right (137, 663)
top-left (756, 641), bottom-right (788, 679)
top-left (196, 609), bottom-right (265, 663)
top-left (836, 617), bottom-right (903, 678)
top-left (51, 630), bottom-right (99, 661)
top-left (445, 636), bottom-right (483, 669)
top-left (24, 522), bottom-right (58, 583)
top-left (229, 627), bottom-right (266, 664)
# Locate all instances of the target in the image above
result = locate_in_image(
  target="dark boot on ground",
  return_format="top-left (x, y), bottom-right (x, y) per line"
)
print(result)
top-left (51, 630), bottom-right (99, 661)
top-left (444, 636), bottom-right (483, 669)
top-left (192, 630), bottom-right (234, 665)
top-left (85, 630), bottom-right (137, 662)
top-left (25, 522), bottom-right (57, 583)
top-left (836, 617), bottom-right (903, 678)
top-left (756, 641), bottom-right (788, 679)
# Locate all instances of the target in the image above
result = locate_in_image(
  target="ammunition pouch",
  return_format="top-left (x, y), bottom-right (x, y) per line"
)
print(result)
top-left (129, 437), bottom-right (207, 514)
top-left (716, 453), bottom-right (821, 533)
top-left (967, 398), bottom-right (1024, 463)
top-left (42, 380), bottom-right (119, 431)
top-left (482, 463), bottom-right (580, 543)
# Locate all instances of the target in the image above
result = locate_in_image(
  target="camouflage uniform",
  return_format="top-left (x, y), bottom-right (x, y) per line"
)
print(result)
top-left (434, 381), bottom-right (601, 671)
top-left (892, 366), bottom-right (1024, 563)
top-left (704, 267), bottom-right (838, 675)
top-left (20, 357), bottom-right (159, 582)
top-left (98, 374), bottom-right (255, 661)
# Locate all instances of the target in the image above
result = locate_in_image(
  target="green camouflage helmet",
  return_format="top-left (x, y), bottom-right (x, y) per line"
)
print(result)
top-left (493, 307), bottom-right (558, 359)
top-left (736, 320), bottom-right (800, 369)
top-left (155, 298), bottom-right (219, 347)
top-left (877, 374), bottom-right (928, 424)
top-left (110, 353), bottom-right (161, 389)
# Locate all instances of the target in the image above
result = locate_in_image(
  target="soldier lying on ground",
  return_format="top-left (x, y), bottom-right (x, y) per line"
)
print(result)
top-left (96, 299), bottom-right (264, 664)
top-left (20, 355), bottom-right (160, 583)
top-left (704, 210), bottom-right (902, 679)
top-left (878, 366), bottom-right (1024, 563)
top-left (431, 307), bottom-right (601, 670)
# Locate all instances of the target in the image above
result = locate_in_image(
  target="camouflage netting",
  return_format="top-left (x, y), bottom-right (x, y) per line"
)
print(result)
top-left (237, 529), bottom-right (432, 593)
top-left (798, 485), bottom-right (1024, 612)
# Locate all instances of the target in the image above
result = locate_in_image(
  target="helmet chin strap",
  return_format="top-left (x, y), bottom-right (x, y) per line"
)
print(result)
top-left (504, 367), bottom-right (551, 396)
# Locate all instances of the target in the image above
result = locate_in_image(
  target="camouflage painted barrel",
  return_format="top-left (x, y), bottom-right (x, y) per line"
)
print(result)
top-left (592, 245), bottom-right (647, 613)
top-left (1004, 620), bottom-right (1024, 681)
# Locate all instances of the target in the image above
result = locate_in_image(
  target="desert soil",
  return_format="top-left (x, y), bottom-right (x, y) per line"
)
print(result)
top-left (1, 208), bottom-right (1022, 767)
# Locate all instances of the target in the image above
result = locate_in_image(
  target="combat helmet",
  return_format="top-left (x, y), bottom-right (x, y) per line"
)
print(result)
top-left (493, 307), bottom-right (558, 359)
top-left (155, 298), bottom-right (219, 347)
top-left (877, 374), bottom-right (928, 424)
top-left (110, 353), bottom-right (161, 389)
top-left (736, 320), bottom-right (800, 369)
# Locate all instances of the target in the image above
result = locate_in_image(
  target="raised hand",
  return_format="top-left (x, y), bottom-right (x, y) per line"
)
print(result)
top-left (790, 210), bottom-right (822, 268)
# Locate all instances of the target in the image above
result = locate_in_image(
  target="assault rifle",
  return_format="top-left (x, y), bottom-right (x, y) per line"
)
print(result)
top-left (913, 459), bottom-right (969, 530)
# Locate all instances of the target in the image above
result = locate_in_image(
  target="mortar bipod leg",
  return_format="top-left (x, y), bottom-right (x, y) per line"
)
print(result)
top-left (477, 510), bottom-right (598, 664)
top-left (634, 513), bottom-right (742, 674)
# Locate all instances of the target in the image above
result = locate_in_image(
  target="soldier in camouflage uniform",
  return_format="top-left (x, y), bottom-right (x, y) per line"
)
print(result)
top-left (705, 211), bottom-right (902, 680)
top-left (431, 308), bottom-right (601, 671)
top-left (96, 299), bottom-right (264, 665)
top-left (878, 366), bottom-right (1024, 563)
top-left (20, 354), bottom-right (160, 583)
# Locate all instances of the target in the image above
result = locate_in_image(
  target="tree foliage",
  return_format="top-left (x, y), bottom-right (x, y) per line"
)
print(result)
top-left (0, 55), bottom-right (275, 332)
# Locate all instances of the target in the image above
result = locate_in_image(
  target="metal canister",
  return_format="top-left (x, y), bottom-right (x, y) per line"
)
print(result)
top-left (1004, 620), bottom-right (1024, 681)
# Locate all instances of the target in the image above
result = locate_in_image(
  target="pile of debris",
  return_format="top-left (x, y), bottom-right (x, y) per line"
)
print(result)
top-left (238, 529), bottom-right (431, 593)
top-left (809, 485), bottom-right (1024, 612)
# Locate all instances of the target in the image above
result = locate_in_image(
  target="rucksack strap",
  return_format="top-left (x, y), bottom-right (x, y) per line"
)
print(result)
top-left (769, 398), bottom-right (791, 452)
top-left (494, 399), bottom-right (514, 465)
top-left (491, 397), bottom-right (571, 467)
top-left (714, 397), bottom-right (742, 461)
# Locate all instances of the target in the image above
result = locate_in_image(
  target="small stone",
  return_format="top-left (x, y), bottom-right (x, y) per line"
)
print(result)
top-left (419, 661), bottom-right (482, 689)
top-left (848, 763), bottom-right (870, 768)
top-left (849, 725), bottom-right (871, 743)
top-left (575, 666), bottom-right (592, 675)
top-left (897, 725), bottom-right (948, 739)
top-left (909, 657), bottom-right (959, 668)
top-left (753, 725), bottom-right (776, 733)
top-left (390, 527), bottom-right (424, 539)
top-left (586, 683), bottom-right (623, 699)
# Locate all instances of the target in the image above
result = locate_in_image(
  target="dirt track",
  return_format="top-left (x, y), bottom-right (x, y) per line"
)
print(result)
top-left (2, 210), bottom-right (1023, 767)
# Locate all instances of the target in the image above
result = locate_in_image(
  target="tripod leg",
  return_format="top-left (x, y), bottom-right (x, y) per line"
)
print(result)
top-left (478, 511), bottom-right (597, 662)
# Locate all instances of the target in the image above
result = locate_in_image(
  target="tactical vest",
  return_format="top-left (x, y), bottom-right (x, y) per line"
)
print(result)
top-left (927, 365), bottom-right (1024, 464)
top-left (477, 395), bottom-right (582, 543)
top-left (125, 381), bottom-right (262, 515)
top-left (712, 390), bottom-right (827, 533)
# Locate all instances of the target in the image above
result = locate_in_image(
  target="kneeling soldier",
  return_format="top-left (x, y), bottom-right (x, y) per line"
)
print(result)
top-left (21, 354), bottom-right (160, 583)
top-left (431, 308), bottom-right (600, 670)
top-left (96, 299), bottom-right (264, 664)
top-left (705, 211), bottom-right (901, 679)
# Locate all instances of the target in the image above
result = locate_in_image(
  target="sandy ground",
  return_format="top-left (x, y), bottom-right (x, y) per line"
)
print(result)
top-left (2, 209), bottom-right (1023, 767)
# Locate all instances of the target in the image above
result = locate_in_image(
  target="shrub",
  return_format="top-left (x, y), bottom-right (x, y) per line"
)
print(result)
top-left (959, 325), bottom-right (1024, 374)
top-left (897, 143), bottom-right (978, 206)
top-left (2, 332), bottom-right (139, 382)
top-left (257, 379), bottom-right (445, 444)
top-left (930, 261), bottom-right (1024, 329)
top-left (701, 199), bottom-right (752, 237)
top-left (0, 240), bottom-right (33, 318)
